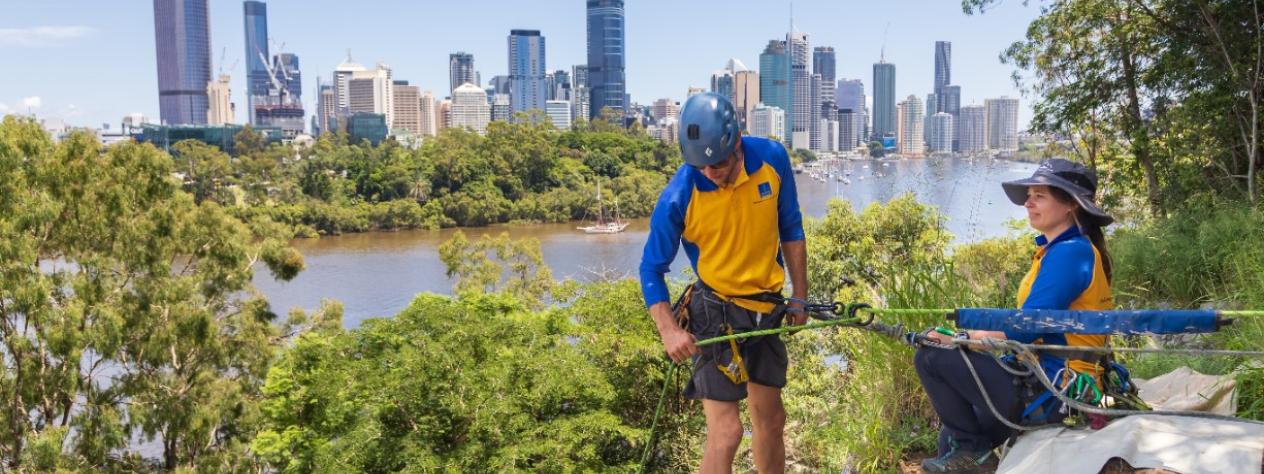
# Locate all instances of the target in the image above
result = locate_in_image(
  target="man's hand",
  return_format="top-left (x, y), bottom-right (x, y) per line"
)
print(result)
top-left (659, 325), bottom-right (700, 363)
top-left (649, 301), bottom-right (699, 363)
top-left (787, 301), bottom-right (808, 327)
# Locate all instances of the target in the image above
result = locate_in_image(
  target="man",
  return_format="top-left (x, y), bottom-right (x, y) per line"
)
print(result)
top-left (639, 92), bottom-right (808, 473)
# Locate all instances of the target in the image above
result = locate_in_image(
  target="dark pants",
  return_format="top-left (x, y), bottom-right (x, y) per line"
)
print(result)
top-left (683, 284), bottom-right (788, 401)
top-left (914, 346), bottom-right (1025, 454)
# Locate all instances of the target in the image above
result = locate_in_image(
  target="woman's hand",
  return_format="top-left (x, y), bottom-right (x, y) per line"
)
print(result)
top-left (925, 330), bottom-right (956, 345)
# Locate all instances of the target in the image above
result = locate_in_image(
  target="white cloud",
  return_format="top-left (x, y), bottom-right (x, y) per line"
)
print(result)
top-left (22, 96), bottom-right (42, 110)
top-left (0, 26), bottom-right (96, 46)
top-left (0, 103), bottom-right (9, 114)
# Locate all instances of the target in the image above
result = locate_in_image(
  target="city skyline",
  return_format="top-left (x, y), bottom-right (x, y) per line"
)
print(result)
top-left (3, 0), bottom-right (1040, 131)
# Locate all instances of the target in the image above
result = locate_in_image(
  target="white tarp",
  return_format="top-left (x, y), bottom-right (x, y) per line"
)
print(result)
top-left (998, 367), bottom-right (1263, 474)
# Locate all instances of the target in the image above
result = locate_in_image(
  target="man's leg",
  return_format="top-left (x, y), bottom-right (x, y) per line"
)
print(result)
top-left (747, 382), bottom-right (786, 474)
top-left (701, 399), bottom-right (744, 474)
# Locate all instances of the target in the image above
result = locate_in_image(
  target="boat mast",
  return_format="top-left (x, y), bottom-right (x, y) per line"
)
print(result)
top-left (596, 181), bottom-right (606, 224)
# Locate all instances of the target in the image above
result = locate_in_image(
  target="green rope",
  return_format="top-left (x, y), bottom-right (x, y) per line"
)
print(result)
top-left (1219, 310), bottom-right (1264, 317)
top-left (860, 308), bottom-right (954, 317)
top-left (635, 316), bottom-right (862, 473)
top-left (638, 362), bottom-right (677, 470)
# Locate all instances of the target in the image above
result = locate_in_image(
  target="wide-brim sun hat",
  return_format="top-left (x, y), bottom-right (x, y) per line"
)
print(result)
top-left (1002, 158), bottom-right (1114, 226)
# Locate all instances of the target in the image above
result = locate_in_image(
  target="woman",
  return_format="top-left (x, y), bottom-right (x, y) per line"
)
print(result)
top-left (915, 159), bottom-right (1115, 473)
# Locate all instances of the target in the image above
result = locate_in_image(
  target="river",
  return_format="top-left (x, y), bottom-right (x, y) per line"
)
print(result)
top-left (253, 157), bottom-right (1038, 327)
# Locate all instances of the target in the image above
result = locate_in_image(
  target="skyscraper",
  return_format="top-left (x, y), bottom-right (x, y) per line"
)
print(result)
top-left (571, 88), bottom-right (590, 123)
top-left (552, 69), bottom-right (571, 100)
top-left (651, 98), bottom-right (679, 122)
top-left (419, 91), bottom-right (437, 137)
top-left (959, 105), bottom-right (987, 153)
top-left (315, 82), bottom-right (335, 134)
top-left (711, 58), bottom-right (747, 104)
top-left (392, 80), bottom-right (421, 135)
top-left (451, 83), bottom-right (491, 134)
top-left (872, 61), bottom-right (896, 139)
top-left (207, 74), bottom-right (233, 125)
top-left (838, 109), bottom-right (857, 150)
top-left (813, 47), bottom-right (837, 97)
top-left (929, 112), bottom-right (954, 153)
top-left (759, 40), bottom-right (790, 130)
top-left (154, 0), bottom-right (212, 125)
top-left (347, 63), bottom-right (393, 127)
top-left (836, 79), bottom-right (866, 145)
top-left (572, 64), bottom-right (589, 89)
top-left (788, 30), bottom-right (810, 149)
top-left (711, 70), bottom-right (735, 101)
top-left (809, 73), bottom-right (823, 150)
top-left (333, 55), bottom-right (367, 113)
top-left (450, 52), bottom-right (476, 92)
top-left (985, 96), bottom-right (1020, 152)
top-left (813, 46), bottom-right (836, 125)
top-left (508, 29), bottom-right (547, 114)
top-left (436, 100), bottom-right (451, 132)
top-left (545, 100), bottom-right (572, 129)
top-left (897, 95), bottom-right (925, 157)
top-left (934, 41), bottom-right (951, 109)
top-left (586, 0), bottom-right (626, 118)
top-left (750, 103), bottom-right (786, 140)
top-left (733, 70), bottom-right (759, 132)
top-left (491, 94), bottom-right (512, 122)
top-left (243, 0), bottom-right (269, 125)
top-left (940, 84), bottom-right (962, 150)
top-left (925, 92), bottom-right (938, 145)
top-left (489, 75), bottom-right (512, 96)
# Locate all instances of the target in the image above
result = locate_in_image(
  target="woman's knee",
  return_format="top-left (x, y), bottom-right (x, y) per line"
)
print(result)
top-left (914, 346), bottom-right (941, 376)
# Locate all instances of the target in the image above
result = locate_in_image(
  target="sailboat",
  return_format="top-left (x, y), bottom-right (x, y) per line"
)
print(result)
top-left (577, 181), bottom-right (629, 234)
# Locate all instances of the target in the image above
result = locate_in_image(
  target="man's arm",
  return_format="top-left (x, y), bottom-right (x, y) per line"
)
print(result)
top-left (639, 168), bottom-right (699, 363)
top-left (648, 301), bottom-right (698, 363)
top-left (782, 240), bottom-right (808, 325)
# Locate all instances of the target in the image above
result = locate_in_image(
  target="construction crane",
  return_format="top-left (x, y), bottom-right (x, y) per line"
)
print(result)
top-left (257, 48), bottom-right (289, 104)
top-left (216, 47), bottom-right (239, 77)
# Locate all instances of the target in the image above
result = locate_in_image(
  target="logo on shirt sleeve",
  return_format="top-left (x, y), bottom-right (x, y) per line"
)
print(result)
top-left (758, 182), bottom-right (772, 199)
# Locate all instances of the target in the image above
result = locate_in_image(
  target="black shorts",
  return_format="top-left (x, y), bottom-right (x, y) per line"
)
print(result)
top-left (684, 284), bottom-right (788, 401)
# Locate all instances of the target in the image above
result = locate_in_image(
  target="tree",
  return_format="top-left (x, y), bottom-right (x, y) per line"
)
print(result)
top-left (437, 231), bottom-right (553, 305)
top-left (969, 0), bottom-right (1264, 208)
top-left (0, 117), bottom-right (304, 470)
top-left (171, 139), bottom-right (232, 204)
top-left (867, 141), bottom-right (886, 158)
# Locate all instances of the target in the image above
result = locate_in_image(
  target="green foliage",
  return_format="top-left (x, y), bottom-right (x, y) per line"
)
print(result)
top-left (183, 115), bottom-right (681, 235)
top-left (0, 116), bottom-right (305, 470)
top-left (791, 148), bottom-right (818, 164)
top-left (1110, 201), bottom-right (1264, 420)
top-left (437, 231), bottom-right (554, 306)
top-left (867, 141), bottom-right (885, 158)
top-left (253, 289), bottom-right (650, 473)
top-left (975, 0), bottom-right (1264, 211)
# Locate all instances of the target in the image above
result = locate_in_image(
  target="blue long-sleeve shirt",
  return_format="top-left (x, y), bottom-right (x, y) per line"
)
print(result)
top-left (638, 136), bottom-right (804, 307)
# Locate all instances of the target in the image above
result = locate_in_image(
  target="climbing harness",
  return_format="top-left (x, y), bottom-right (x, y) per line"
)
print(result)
top-left (716, 324), bottom-right (749, 384)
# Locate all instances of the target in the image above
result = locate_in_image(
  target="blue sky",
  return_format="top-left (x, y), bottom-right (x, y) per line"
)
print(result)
top-left (1, 0), bottom-right (1041, 130)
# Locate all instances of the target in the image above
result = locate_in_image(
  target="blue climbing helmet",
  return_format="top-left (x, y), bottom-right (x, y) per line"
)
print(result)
top-left (678, 92), bottom-right (741, 168)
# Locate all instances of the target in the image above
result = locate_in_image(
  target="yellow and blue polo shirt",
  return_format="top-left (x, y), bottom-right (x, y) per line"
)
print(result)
top-left (1006, 225), bottom-right (1114, 379)
top-left (639, 136), bottom-right (804, 308)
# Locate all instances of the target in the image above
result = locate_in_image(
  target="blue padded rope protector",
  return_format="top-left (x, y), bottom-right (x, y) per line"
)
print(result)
top-left (954, 308), bottom-right (1220, 335)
